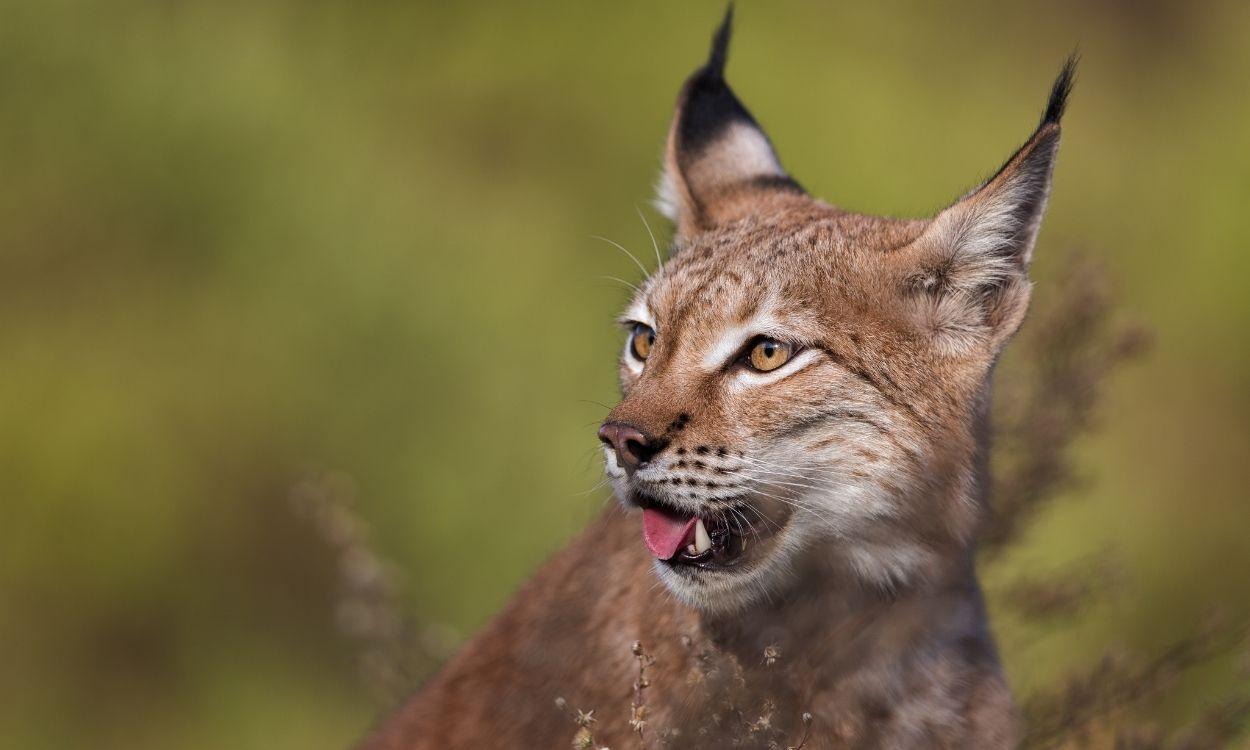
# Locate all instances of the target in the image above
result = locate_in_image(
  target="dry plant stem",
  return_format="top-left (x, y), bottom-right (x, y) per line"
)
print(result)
top-left (290, 471), bottom-right (430, 704)
top-left (788, 712), bottom-right (814, 750)
top-left (1166, 693), bottom-right (1250, 750)
top-left (630, 640), bottom-right (653, 743)
top-left (1022, 616), bottom-right (1250, 749)
top-left (999, 552), bottom-right (1123, 623)
top-left (983, 253), bottom-right (1149, 555)
top-left (975, 256), bottom-right (1250, 746)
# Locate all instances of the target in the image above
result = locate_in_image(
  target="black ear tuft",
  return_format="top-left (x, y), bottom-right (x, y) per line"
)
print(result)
top-left (657, 4), bottom-right (800, 236)
top-left (705, 3), bottom-right (734, 80)
top-left (674, 4), bottom-right (769, 170)
top-left (1041, 54), bottom-right (1078, 126)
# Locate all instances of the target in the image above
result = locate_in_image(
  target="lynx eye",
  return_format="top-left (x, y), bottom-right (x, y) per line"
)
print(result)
top-left (629, 323), bottom-right (656, 361)
top-left (746, 338), bottom-right (792, 372)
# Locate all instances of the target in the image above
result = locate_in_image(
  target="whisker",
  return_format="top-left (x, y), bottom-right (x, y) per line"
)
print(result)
top-left (602, 275), bottom-right (640, 293)
top-left (724, 473), bottom-right (823, 494)
top-left (741, 503), bottom-right (777, 533)
top-left (735, 454), bottom-right (851, 482)
top-left (729, 462), bottom-right (809, 482)
top-left (635, 204), bottom-right (664, 272)
top-left (574, 477), bottom-right (612, 497)
top-left (726, 507), bottom-right (760, 549)
top-left (732, 504), bottom-right (777, 539)
top-left (591, 235), bottom-right (650, 278)
top-left (745, 486), bottom-right (826, 516)
top-left (730, 465), bottom-right (820, 490)
top-left (730, 455), bottom-right (820, 482)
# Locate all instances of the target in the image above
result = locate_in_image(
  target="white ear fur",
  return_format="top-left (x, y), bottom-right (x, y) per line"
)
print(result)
top-left (655, 122), bottom-right (786, 224)
top-left (906, 126), bottom-right (1060, 355)
top-left (653, 167), bottom-right (681, 222)
top-left (928, 177), bottom-right (1049, 288)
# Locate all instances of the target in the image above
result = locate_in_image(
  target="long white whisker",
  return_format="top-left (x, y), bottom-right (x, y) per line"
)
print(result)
top-left (576, 398), bottom-right (613, 412)
top-left (731, 460), bottom-right (809, 480)
top-left (733, 504), bottom-right (779, 536)
top-left (727, 507), bottom-right (767, 551)
top-left (745, 486), bottom-right (826, 516)
top-left (591, 235), bottom-right (649, 278)
top-left (574, 477), bottom-right (612, 497)
top-left (730, 455), bottom-right (816, 482)
top-left (635, 204), bottom-right (664, 272)
top-left (735, 454), bottom-right (851, 482)
top-left (602, 275), bottom-right (640, 293)
top-left (742, 510), bottom-right (779, 551)
top-left (755, 476), bottom-right (824, 492)
top-left (754, 493), bottom-right (823, 517)
top-left (725, 465), bottom-right (824, 491)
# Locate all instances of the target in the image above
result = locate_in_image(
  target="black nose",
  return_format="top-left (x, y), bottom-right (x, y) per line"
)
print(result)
top-left (598, 422), bottom-right (658, 470)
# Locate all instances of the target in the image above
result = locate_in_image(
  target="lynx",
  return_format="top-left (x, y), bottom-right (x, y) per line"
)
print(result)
top-left (362, 8), bottom-right (1073, 748)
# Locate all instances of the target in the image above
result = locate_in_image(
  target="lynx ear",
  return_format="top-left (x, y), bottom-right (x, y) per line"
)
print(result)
top-left (655, 6), bottom-right (805, 240)
top-left (904, 58), bottom-right (1076, 355)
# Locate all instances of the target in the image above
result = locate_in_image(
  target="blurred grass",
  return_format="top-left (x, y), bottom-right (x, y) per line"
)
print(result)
top-left (0, 1), bottom-right (1248, 747)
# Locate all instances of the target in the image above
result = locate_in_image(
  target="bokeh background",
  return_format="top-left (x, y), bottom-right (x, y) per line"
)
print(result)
top-left (2, 1), bottom-right (1249, 747)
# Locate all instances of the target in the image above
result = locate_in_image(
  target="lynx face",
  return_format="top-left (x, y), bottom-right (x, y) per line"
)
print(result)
top-left (599, 11), bottom-right (1072, 612)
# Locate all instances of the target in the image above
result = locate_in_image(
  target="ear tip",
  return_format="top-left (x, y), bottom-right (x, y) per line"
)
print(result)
top-left (1041, 53), bottom-right (1079, 126)
top-left (706, 3), bottom-right (735, 79)
top-left (670, 3), bottom-right (757, 160)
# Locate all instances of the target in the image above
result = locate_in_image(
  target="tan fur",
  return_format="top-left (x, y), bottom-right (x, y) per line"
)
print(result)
top-left (361, 511), bottom-right (1014, 749)
top-left (361, 14), bottom-right (1071, 748)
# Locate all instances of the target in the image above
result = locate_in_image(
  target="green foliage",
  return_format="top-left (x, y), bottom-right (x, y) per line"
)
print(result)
top-left (1, 1), bottom-right (1248, 747)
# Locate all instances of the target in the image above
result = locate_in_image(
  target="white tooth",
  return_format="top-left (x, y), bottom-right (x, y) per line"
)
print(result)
top-left (695, 518), bottom-right (712, 554)
top-left (687, 544), bottom-right (699, 555)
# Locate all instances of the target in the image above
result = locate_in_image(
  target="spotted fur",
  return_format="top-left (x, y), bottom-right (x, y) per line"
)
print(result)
top-left (361, 9), bottom-right (1073, 748)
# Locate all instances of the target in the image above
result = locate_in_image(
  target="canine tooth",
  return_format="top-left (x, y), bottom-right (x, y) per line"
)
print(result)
top-left (694, 518), bottom-right (712, 553)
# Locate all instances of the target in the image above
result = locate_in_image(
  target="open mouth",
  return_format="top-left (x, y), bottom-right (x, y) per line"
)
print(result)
top-left (637, 495), bottom-right (765, 571)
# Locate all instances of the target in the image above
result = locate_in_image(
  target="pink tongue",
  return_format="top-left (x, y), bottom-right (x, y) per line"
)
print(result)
top-left (642, 507), bottom-right (697, 560)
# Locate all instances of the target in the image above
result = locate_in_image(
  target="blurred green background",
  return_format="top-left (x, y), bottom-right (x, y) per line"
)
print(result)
top-left (2, 1), bottom-right (1248, 747)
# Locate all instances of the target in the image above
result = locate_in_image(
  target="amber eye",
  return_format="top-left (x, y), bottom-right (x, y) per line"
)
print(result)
top-left (747, 338), bottom-right (792, 372)
top-left (629, 324), bottom-right (656, 361)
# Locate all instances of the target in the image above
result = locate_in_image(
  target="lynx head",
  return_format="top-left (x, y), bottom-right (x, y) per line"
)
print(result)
top-left (599, 8), bottom-right (1075, 612)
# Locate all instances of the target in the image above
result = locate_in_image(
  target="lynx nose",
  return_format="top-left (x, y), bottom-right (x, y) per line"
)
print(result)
top-left (598, 422), bottom-right (658, 471)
